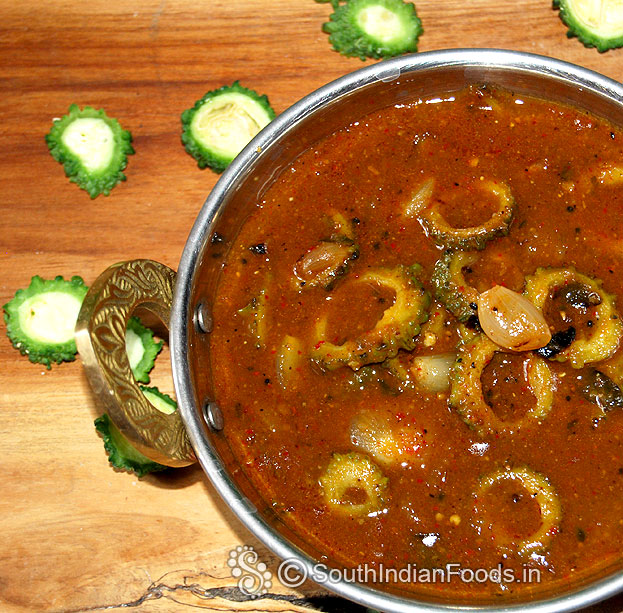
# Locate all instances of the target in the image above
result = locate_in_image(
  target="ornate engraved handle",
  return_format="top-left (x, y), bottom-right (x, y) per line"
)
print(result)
top-left (75, 259), bottom-right (196, 467)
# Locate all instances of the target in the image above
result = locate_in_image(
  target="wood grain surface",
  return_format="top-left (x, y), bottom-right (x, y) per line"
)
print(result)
top-left (2, 1), bottom-right (623, 611)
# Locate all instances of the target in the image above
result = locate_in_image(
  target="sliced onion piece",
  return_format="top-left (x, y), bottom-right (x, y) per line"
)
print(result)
top-left (276, 334), bottom-right (305, 389)
top-left (403, 177), bottom-right (435, 218)
top-left (350, 411), bottom-right (427, 466)
top-left (293, 238), bottom-right (358, 290)
top-left (478, 285), bottom-right (551, 352)
top-left (410, 353), bottom-right (455, 393)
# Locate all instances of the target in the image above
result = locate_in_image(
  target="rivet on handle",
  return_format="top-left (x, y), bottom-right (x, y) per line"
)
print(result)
top-left (194, 301), bottom-right (213, 334)
top-left (203, 400), bottom-right (224, 432)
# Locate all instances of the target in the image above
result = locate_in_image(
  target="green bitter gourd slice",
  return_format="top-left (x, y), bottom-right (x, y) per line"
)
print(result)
top-left (181, 81), bottom-right (276, 173)
top-left (322, 0), bottom-right (422, 61)
top-left (475, 466), bottom-right (561, 557)
top-left (94, 386), bottom-right (177, 477)
top-left (126, 316), bottom-right (163, 384)
top-left (311, 264), bottom-right (430, 370)
top-left (319, 451), bottom-right (388, 516)
top-left (420, 180), bottom-right (515, 251)
top-left (431, 250), bottom-right (480, 322)
top-left (3, 275), bottom-right (88, 368)
top-left (554, 0), bottom-right (623, 52)
top-left (449, 334), bottom-right (554, 436)
top-left (524, 266), bottom-right (623, 368)
top-left (45, 104), bottom-right (134, 198)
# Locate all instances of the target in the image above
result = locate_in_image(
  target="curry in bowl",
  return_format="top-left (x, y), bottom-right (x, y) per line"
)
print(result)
top-left (207, 83), bottom-right (623, 603)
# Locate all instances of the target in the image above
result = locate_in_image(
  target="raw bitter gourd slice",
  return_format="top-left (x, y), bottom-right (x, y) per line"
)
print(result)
top-left (181, 81), bottom-right (275, 172)
top-left (322, 0), bottom-right (423, 61)
top-left (94, 386), bottom-right (177, 477)
top-left (3, 275), bottom-right (88, 368)
top-left (46, 104), bottom-right (134, 198)
top-left (555, 0), bottom-right (623, 52)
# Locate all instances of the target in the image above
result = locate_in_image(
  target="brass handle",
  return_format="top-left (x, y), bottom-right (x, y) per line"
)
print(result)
top-left (75, 259), bottom-right (195, 467)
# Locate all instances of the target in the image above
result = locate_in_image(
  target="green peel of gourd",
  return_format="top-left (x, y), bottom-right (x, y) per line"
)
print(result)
top-left (46, 104), bottom-right (134, 198)
top-left (125, 316), bottom-right (163, 384)
top-left (3, 275), bottom-right (88, 368)
top-left (181, 82), bottom-right (276, 173)
top-left (140, 385), bottom-right (177, 415)
top-left (94, 386), bottom-right (177, 476)
top-left (190, 93), bottom-right (272, 160)
top-left (555, 0), bottom-right (623, 51)
top-left (323, 0), bottom-right (422, 61)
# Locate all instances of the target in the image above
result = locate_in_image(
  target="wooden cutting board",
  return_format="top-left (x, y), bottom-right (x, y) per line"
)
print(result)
top-left (2, 1), bottom-right (623, 611)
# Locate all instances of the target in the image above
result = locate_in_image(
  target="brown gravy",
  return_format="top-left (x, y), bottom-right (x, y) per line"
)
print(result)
top-left (210, 85), bottom-right (623, 602)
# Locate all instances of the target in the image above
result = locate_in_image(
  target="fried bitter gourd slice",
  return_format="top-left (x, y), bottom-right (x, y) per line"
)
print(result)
top-left (421, 180), bottom-right (515, 250)
top-left (554, 0), bottom-right (623, 52)
top-left (125, 316), bottom-right (163, 384)
top-left (449, 334), bottom-right (554, 436)
top-left (320, 452), bottom-right (388, 516)
top-left (94, 386), bottom-right (175, 477)
top-left (431, 250), bottom-right (480, 322)
top-left (181, 81), bottom-right (276, 173)
top-left (3, 275), bottom-right (88, 368)
top-left (311, 264), bottom-right (430, 370)
top-left (475, 466), bottom-right (561, 557)
top-left (321, 0), bottom-right (422, 61)
top-left (524, 267), bottom-right (623, 368)
top-left (46, 104), bottom-right (134, 198)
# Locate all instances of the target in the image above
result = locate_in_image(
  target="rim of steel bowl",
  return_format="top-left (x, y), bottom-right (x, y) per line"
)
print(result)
top-left (170, 49), bottom-right (623, 613)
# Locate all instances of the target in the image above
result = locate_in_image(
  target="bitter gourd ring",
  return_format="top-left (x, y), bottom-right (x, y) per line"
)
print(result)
top-left (319, 452), bottom-right (388, 516)
top-left (421, 180), bottom-right (515, 251)
top-left (431, 250), bottom-right (479, 322)
top-left (524, 267), bottom-right (623, 368)
top-left (555, 0), bottom-right (623, 53)
top-left (311, 264), bottom-right (430, 371)
top-left (449, 334), bottom-right (554, 436)
top-left (475, 466), bottom-right (561, 557)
